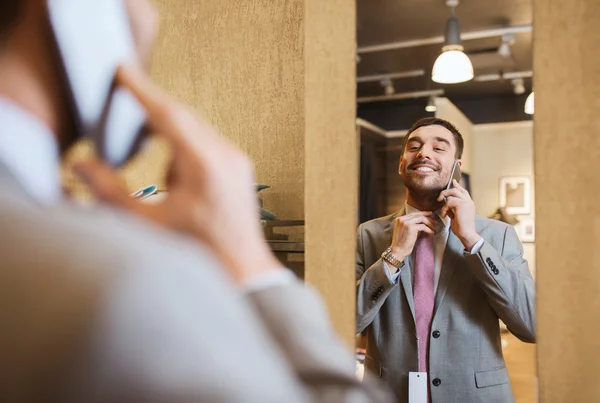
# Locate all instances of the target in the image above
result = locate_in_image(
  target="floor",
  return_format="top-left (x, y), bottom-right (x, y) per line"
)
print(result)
top-left (502, 331), bottom-right (537, 403)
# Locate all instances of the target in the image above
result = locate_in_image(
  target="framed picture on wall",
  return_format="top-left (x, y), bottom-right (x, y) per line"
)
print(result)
top-left (499, 176), bottom-right (532, 215)
top-left (518, 216), bottom-right (535, 243)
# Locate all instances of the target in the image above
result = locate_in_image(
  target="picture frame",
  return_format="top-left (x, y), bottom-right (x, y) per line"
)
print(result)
top-left (518, 216), bottom-right (535, 243)
top-left (499, 177), bottom-right (531, 215)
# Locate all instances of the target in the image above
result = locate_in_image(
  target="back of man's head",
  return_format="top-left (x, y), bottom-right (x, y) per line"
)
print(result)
top-left (0, 0), bottom-right (22, 43)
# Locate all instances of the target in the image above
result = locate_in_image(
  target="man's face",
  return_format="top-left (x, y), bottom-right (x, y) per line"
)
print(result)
top-left (399, 125), bottom-right (460, 194)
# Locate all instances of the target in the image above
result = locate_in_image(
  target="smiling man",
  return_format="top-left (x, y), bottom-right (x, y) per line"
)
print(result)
top-left (356, 117), bottom-right (536, 403)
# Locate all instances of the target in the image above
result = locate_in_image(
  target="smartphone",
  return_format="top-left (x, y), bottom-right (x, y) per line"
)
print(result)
top-left (446, 161), bottom-right (462, 191)
top-left (47, 0), bottom-right (147, 167)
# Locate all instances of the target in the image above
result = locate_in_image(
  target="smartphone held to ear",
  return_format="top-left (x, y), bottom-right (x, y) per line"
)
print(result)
top-left (47, 0), bottom-right (146, 167)
top-left (446, 161), bottom-right (462, 191)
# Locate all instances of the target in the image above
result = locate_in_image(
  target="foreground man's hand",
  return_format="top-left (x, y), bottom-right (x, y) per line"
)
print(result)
top-left (75, 64), bottom-right (281, 285)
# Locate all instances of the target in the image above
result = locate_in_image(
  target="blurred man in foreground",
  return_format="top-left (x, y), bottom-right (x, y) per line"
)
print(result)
top-left (0, 0), bottom-right (391, 401)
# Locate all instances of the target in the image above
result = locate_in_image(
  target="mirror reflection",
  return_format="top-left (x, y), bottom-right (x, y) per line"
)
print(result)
top-left (356, 0), bottom-right (536, 402)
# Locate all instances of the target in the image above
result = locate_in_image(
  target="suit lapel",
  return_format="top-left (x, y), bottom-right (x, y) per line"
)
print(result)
top-left (400, 254), bottom-right (416, 325)
top-left (386, 209), bottom-right (417, 326)
top-left (433, 230), bottom-right (464, 318)
top-left (389, 207), bottom-right (466, 324)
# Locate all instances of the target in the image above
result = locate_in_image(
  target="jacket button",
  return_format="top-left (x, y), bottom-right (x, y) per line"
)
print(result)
top-left (432, 378), bottom-right (441, 387)
top-left (432, 330), bottom-right (441, 338)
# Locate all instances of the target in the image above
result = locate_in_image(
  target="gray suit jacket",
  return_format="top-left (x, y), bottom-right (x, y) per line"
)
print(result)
top-left (356, 211), bottom-right (536, 403)
top-left (0, 166), bottom-right (393, 403)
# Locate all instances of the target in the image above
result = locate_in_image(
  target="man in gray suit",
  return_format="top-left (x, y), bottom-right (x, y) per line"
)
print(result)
top-left (356, 117), bottom-right (535, 403)
top-left (0, 1), bottom-right (393, 402)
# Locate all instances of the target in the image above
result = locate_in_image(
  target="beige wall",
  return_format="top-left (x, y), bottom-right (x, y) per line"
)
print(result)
top-left (141, 0), bottom-right (355, 344)
top-left (435, 97), bottom-right (473, 172)
top-left (149, 0), bottom-right (305, 224)
top-left (304, 0), bottom-right (357, 345)
top-left (471, 122), bottom-right (534, 218)
top-left (535, 0), bottom-right (600, 400)
top-left (471, 121), bottom-right (536, 278)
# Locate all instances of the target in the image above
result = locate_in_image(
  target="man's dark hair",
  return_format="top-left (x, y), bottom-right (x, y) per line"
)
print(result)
top-left (401, 117), bottom-right (464, 159)
top-left (0, 0), bottom-right (23, 42)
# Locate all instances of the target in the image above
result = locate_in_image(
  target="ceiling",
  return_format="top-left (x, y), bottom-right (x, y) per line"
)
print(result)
top-left (356, 0), bottom-right (533, 128)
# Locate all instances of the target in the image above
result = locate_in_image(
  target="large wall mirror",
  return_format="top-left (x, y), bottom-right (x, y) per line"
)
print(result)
top-left (355, 1), bottom-right (536, 401)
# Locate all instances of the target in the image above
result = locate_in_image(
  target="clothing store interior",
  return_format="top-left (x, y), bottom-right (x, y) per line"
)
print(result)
top-left (0, 0), bottom-right (596, 401)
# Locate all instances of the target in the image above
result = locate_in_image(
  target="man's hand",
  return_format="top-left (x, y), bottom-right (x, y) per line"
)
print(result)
top-left (74, 64), bottom-right (281, 286)
top-left (389, 212), bottom-right (436, 273)
top-left (437, 179), bottom-right (481, 251)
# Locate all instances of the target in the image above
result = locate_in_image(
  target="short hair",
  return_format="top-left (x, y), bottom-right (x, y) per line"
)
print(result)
top-left (401, 117), bottom-right (464, 159)
top-left (0, 0), bottom-right (23, 42)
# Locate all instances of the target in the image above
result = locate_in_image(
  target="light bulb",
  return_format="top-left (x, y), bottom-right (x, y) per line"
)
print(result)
top-left (425, 96), bottom-right (437, 112)
top-left (498, 42), bottom-right (511, 58)
top-left (432, 47), bottom-right (474, 84)
top-left (512, 78), bottom-right (525, 95)
top-left (524, 91), bottom-right (534, 115)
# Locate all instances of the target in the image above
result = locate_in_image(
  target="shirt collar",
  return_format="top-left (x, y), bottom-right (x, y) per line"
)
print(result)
top-left (0, 97), bottom-right (61, 204)
top-left (405, 202), bottom-right (451, 229)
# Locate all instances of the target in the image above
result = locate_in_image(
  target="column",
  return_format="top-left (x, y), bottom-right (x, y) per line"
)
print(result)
top-left (535, 0), bottom-right (600, 400)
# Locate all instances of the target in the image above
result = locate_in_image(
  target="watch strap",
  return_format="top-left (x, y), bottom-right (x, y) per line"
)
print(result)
top-left (381, 246), bottom-right (404, 269)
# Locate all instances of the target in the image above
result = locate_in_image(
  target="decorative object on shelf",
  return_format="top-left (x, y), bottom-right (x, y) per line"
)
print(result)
top-left (518, 216), bottom-right (535, 243)
top-left (499, 176), bottom-right (532, 215)
top-left (256, 184), bottom-right (277, 221)
top-left (131, 186), bottom-right (167, 204)
top-left (131, 184), bottom-right (158, 201)
top-left (263, 220), bottom-right (305, 279)
top-left (263, 220), bottom-right (305, 254)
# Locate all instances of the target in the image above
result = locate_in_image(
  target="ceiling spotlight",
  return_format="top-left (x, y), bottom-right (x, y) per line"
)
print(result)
top-left (498, 34), bottom-right (515, 58)
top-left (524, 91), bottom-right (534, 115)
top-left (380, 77), bottom-right (395, 95)
top-left (498, 42), bottom-right (511, 58)
top-left (425, 96), bottom-right (437, 112)
top-left (511, 78), bottom-right (526, 95)
top-left (432, 0), bottom-right (474, 84)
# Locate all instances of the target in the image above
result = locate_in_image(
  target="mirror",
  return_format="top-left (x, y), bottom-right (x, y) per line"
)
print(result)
top-left (355, 1), bottom-right (536, 401)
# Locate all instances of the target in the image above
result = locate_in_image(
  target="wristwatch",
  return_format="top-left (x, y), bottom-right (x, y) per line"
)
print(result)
top-left (381, 247), bottom-right (405, 270)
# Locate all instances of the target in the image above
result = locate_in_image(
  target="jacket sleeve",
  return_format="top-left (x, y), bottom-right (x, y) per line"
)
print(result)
top-left (355, 224), bottom-right (401, 334)
top-left (464, 225), bottom-right (536, 342)
top-left (248, 282), bottom-right (394, 403)
top-left (68, 248), bottom-right (394, 403)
